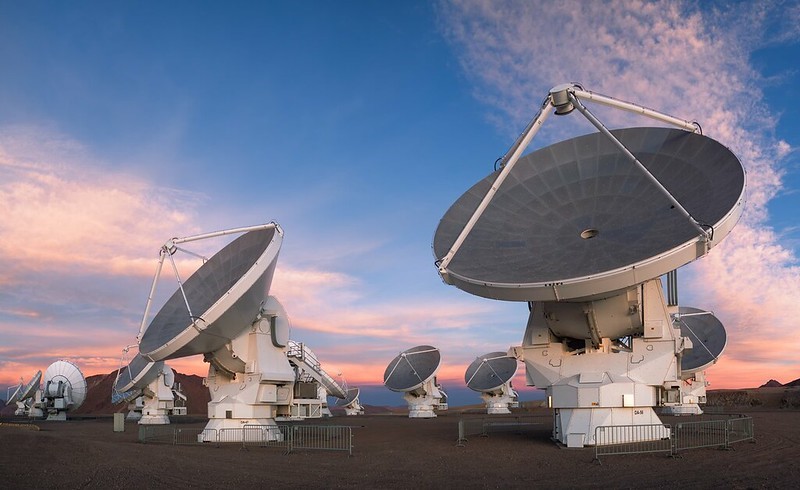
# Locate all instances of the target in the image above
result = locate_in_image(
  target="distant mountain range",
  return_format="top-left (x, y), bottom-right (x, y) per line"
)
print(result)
top-left (3, 372), bottom-right (799, 416)
top-left (760, 378), bottom-right (800, 388)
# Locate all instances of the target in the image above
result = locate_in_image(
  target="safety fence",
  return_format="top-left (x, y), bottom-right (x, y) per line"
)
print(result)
top-left (594, 424), bottom-right (672, 458)
top-left (139, 424), bottom-right (353, 455)
top-left (457, 414), bottom-right (552, 446)
top-left (594, 415), bottom-right (754, 462)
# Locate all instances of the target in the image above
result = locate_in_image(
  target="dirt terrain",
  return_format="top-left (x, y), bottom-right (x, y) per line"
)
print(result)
top-left (1, 407), bottom-right (798, 489)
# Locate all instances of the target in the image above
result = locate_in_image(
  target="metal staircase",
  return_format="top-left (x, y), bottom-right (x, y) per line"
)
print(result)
top-left (286, 340), bottom-right (347, 399)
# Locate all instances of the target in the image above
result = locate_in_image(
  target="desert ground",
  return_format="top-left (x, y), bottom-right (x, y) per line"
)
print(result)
top-left (1, 405), bottom-right (798, 489)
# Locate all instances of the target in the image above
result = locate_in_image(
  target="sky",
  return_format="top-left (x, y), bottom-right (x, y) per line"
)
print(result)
top-left (1, 0), bottom-right (799, 407)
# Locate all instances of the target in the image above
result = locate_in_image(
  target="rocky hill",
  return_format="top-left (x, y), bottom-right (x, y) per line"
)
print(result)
top-left (74, 370), bottom-right (210, 415)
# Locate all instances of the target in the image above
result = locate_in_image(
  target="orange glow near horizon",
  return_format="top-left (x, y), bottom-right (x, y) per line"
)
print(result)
top-left (3, 349), bottom-right (797, 392)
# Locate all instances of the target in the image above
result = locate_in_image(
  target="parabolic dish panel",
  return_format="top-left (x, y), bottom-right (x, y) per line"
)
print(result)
top-left (44, 360), bottom-right (87, 410)
top-left (114, 354), bottom-right (163, 394)
top-left (676, 306), bottom-right (727, 374)
top-left (434, 127), bottom-right (745, 301)
top-left (139, 226), bottom-right (281, 360)
top-left (336, 387), bottom-right (360, 407)
top-left (19, 370), bottom-right (42, 401)
top-left (465, 352), bottom-right (518, 392)
top-left (383, 345), bottom-right (441, 392)
top-left (7, 384), bottom-right (23, 404)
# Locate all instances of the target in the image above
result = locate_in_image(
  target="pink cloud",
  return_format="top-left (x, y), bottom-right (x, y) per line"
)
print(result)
top-left (440, 0), bottom-right (800, 387)
top-left (0, 125), bottom-right (204, 282)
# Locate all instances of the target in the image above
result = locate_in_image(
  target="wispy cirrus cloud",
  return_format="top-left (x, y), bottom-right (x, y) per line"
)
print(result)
top-left (438, 0), bottom-right (800, 387)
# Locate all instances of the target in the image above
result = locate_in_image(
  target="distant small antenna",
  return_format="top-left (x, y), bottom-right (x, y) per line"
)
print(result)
top-left (465, 352), bottom-right (519, 414)
top-left (335, 387), bottom-right (364, 416)
top-left (383, 345), bottom-right (448, 418)
top-left (39, 360), bottom-right (87, 421)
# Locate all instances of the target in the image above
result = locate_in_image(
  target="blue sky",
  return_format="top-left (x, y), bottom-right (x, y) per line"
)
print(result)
top-left (1, 0), bottom-right (799, 407)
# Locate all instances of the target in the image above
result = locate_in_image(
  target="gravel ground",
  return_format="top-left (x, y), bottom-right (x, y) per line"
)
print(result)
top-left (1, 408), bottom-right (798, 489)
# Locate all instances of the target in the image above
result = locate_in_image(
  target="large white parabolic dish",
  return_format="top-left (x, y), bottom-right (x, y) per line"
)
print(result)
top-left (139, 226), bottom-right (282, 361)
top-left (433, 127), bottom-right (746, 302)
top-left (44, 360), bottom-right (87, 410)
top-left (383, 345), bottom-right (442, 392)
top-left (465, 352), bottom-right (518, 393)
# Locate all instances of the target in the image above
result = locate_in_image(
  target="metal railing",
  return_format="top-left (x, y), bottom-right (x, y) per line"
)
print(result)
top-left (286, 425), bottom-right (353, 455)
top-left (594, 424), bottom-right (672, 458)
top-left (139, 423), bottom-right (353, 455)
top-left (673, 419), bottom-right (727, 452)
top-left (594, 415), bottom-right (754, 462)
top-left (241, 424), bottom-right (287, 448)
top-left (726, 415), bottom-right (755, 445)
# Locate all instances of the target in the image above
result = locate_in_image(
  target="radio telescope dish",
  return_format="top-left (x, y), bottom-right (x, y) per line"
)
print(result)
top-left (465, 352), bottom-right (517, 393)
top-left (336, 388), bottom-right (364, 416)
top-left (675, 306), bottom-right (727, 375)
top-left (113, 356), bottom-right (177, 425)
top-left (118, 223), bottom-right (301, 439)
top-left (7, 384), bottom-right (23, 405)
top-left (336, 387), bottom-right (360, 407)
top-left (465, 352), bottom-right (519, 414)
top-left (661, 306), bottom-right (726, 416)
top-left (434, 127), bottom-right (745, 302)
top-left (139, 225), bottom-right (282, 361)
top-left (42, 360), bottom-right (87, 420)
top-left (18, 370), bottom-right (42, 402)
top-left (384, 345), bottom-right (447, 418)
top-left (384, 345), bottom-right (441, 392)
top-left (113, 354), bottom-right (163, 402)
top-left (9, 372), bottom-right (41, 417)
top-left (435, 83), bottom-right (746, 446)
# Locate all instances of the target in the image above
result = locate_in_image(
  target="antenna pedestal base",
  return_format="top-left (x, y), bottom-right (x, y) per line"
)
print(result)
top-left (205, 374), bottom-right (292, 438)
top-left (480, 382), bottom-right (519, 415)
top-left (344, 405), bottom-right (364, 416)
top-left (46, 410), bottom-right (68, 421)
top-left (555, 406), bottom-right (670, 448)
top-left (139, 414), bottom-right (170, 425)
top-left (14, 401), bottom-right (27, 416)
top-left (138, 373), bottom-right (175, 425)
top-left (661, 404), bottom-right (702, 416)
top-left (126, 410), bottom-right (143, 421)
top-left (486, 405), bottom-right (511, 415)
top-left (484, 398), bottom-right (517, 415)
top-left (403, 378), bottom-right (447, 418)
top-left (202, 418), bottom-right (283, 443)
top-left (28, 392), bottom-right (44, 419)
top-left (662, 371), bottom-right (708, 416)
top-left (407, 405), bottom-right (436, 419)
top-left (517, 278), bottom-right (683, 446)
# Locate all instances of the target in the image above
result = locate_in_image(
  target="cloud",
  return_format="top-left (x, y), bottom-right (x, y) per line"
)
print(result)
top-left (0, 124), bottom-right (205, 283)
top-left (438, 0), bottom-right (800, 386)
top-left (269, 262), bottom-right (524, 385)
top-left (0, 124), bottom-right (209, 386)
top-left (0, 123), bottom-right (515, 392)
